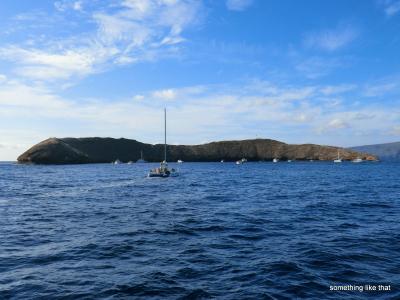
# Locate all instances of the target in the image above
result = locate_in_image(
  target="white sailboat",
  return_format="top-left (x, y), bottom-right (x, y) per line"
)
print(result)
top-left (273, 158), bottom-right (279, 163)
top-left (148, 109), bottom-right (178, 178)
top-left (137, 150), bottom-right (146, 163)
top-left (334, 150), bottom-right (342, 163)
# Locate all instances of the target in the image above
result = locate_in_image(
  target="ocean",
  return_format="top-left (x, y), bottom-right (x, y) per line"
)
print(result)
top-left (0, 161), bottom-right (399, 299)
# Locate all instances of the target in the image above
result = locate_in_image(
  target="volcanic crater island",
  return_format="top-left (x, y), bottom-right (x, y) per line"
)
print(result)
top-left (17, 137), bottom-right (377, 164)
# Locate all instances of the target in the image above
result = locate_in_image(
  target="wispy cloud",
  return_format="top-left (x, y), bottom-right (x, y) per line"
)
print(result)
top-left (363, 78), bottom-right (399, 97)
top-left (296, 57), bottom-right (345, 79)
top-left (54, 0), bottom-right (83, 12)
top-left (0, 0), bottom-right (203, 82)
top-left (226, 0), bottom-right (253, 11)
top-left (304, 25), bottom-right (358, 51)
top-left (379, 0), bottom-right (400, 16)
top-left (320, 84), bottom-right (357, 95)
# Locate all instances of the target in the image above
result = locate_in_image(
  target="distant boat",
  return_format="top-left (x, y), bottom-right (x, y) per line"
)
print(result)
top-left (220, 159), bottom-right (225, 163)
top-left (113, 159), bottom-right (122, 164)
top-left (287, 159), bottom-right (292, 162)
top-left (148, 109), bottom-right (178, 178)
top-left (177, 159), bottom-right (183, 163)
top-left (236, 158), bottom-right (247, 165)
top-left (127, 161), bottom-right (133, 164)
top-left (352, 158), bottom-right (363, 163)
top-left (273, 158), bottom-right (279, 163)
top-left (334, 150), bottom-right (342, 163)
top-left (137, 150), bottom-right (147, 163)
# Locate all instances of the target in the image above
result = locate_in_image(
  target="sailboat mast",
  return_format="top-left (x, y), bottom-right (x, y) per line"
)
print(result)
top-left (164, 108), bottom-right (167, 162)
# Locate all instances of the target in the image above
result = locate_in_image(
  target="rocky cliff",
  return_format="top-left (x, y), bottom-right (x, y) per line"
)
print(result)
top-left (17, 137), bottom-right (377, 164)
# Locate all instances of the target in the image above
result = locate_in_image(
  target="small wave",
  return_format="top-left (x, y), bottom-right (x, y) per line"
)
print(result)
top-left (228, 233), bottom-right (265, 241)
top-left (265, 261), bottom-right (303, 275)
top-left (350, 202), bottom-right (393, 208)
top-left (178, 288), bottom-right (212, 299)
top-left (338, 222), bottom-right (361, 229)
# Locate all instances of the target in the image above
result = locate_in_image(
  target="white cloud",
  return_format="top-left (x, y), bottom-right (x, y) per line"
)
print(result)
top-left (152, 89), bottom-right (177, 100)
top-left (55, 0), bottom-right (84, 12)
top-left (0, 45), bottom-right (109, 80)
top-left (226, 0), bottom-right (253, 11)
top-left (296, 57), bottom-right (344, 79)
top-left (381, 0), bottom-right (400, 16)
top-left (320, 84), bottom-right (356, 95)
top-left (304, 26), bottom-right (358, 51)
top-left (390, 125), bottom-right (400, 135)
top-left (363, 82), bottom-right (398, 97)
top-left (0, 0), bottom-right (202, 82)
top-left (134, 94), bottom-right (145, 100)
top-left (327, 118), bottom-right (350, 129)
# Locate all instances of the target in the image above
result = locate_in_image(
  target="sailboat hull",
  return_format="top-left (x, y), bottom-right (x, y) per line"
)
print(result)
top-left (148, 173), bottom-right (170, 178)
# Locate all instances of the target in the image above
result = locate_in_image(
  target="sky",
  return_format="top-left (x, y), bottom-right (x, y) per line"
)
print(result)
top-left (0, 0), bottom-right (400, 160)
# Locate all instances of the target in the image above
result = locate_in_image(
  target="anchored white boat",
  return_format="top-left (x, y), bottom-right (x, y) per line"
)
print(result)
top-left (236, 158), bottom-right (247, 165)
top-left (334, 150), bottom-right (342, 163)
top-left (177, 159), bottom-right (183, 163)
top-left (113, 159), bottom-right (122, 164)
top-left (148, 109), bottom-right (178, 178)
top-left (137, 150), bottom-right (147, 163)
top-left (352, 158), bottom-right (363, 163)
top-left (273, 158), bottom-right (279, 163)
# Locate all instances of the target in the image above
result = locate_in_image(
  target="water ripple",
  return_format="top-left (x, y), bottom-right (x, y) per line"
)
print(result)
top-left (0, 162), bottom-right (399, 299)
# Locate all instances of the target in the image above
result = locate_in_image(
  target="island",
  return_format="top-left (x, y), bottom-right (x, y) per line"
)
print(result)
top-left (17, 137), bottom-right (377, 164)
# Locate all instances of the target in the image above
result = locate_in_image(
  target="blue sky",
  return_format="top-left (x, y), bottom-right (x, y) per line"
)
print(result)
top-left (0, 0), bottom-right (400, 160)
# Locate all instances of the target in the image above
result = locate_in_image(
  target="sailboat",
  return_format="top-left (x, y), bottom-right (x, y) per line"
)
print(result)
top-left (148, 109), bottom-right (178, 178)
top-left (137, 150), bottom-right (147, 163)
top-left (334, 150), bottom-right (342, 163)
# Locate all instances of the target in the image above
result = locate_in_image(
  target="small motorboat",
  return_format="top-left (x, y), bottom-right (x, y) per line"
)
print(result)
top-left (177, 159), bottom-right (183, 163)
top-left (236, 158), bottom-right (247, 165)
top-left (220, 159), bottom-right (225, 163)
top-left (273, 158), bottom-right (279, 163)
top-left (127, 161), bottom-right (133, 164)
top-left (352, 158), bottom-right (363, 163)
top-left (287, 159), bottom-right (292, 162)
top-left (113, 159), bottom-right (122, 164)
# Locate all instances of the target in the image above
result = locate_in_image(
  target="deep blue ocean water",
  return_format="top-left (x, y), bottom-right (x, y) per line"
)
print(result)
top-left (0, 161), bottom-right (399, 299)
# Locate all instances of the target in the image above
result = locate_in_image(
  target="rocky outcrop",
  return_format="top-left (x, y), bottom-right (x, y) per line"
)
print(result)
top-left (17, 137), bottom-right (377, 164)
